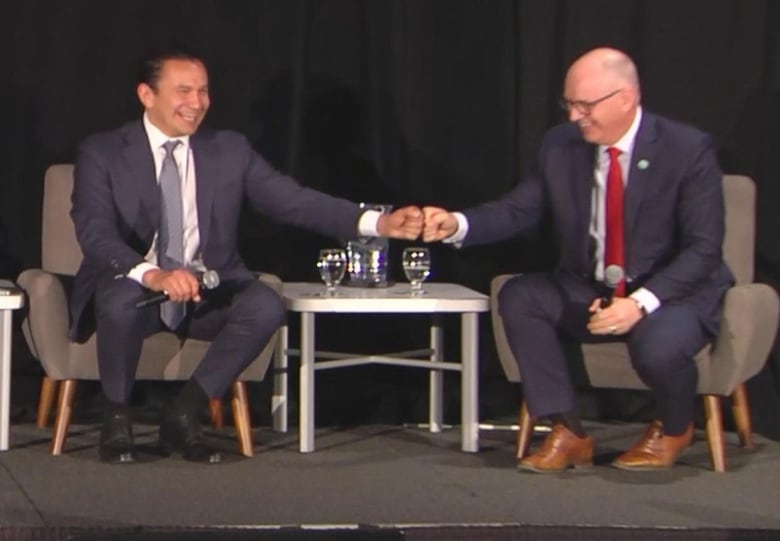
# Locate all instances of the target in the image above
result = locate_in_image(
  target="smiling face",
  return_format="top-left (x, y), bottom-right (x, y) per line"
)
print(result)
top-left (563, 49), bottom-right (639, 145)
top-left (137, 58), bottom-right (210, 137)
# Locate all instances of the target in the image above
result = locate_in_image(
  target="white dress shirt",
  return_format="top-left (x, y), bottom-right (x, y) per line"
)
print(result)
top-left (127, 115), bottom-right (201, 283)
top-left (446, 107), bottom-right (660, 313)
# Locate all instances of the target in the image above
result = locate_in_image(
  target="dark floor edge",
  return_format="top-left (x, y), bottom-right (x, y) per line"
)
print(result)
top-left (1, 524), bottom-right (779, 541)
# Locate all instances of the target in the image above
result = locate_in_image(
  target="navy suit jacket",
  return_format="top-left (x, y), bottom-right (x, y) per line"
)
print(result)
top-left (462, 111), bottom-right (734, 334)
top-left (69, 119), bottom-right (363, 341)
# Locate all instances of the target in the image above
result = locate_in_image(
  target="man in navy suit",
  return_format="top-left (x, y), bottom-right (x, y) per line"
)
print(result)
top-left (70, 50), bottom-right (423, 464)
top-left (423, 48), bottom-right (733, 472)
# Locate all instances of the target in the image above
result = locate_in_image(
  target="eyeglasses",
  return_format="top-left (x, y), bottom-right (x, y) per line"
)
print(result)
top-left (559, 88), bottom-right (623, 115)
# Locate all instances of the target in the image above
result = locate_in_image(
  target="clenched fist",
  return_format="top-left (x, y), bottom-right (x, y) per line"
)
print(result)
top-left (377, 205), bottom-right (424, 240)
top-left (422, 206), bottom-right (458, 242)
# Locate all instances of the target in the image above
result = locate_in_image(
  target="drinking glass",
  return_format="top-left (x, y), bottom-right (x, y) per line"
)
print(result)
top-left (316, 248), bottom-right (347, 295)
top-left (402, 247), bottom-right (431, 295)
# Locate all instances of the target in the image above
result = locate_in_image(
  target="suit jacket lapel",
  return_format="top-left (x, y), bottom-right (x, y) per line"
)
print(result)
top-left (571, 139), bottom-right (597, 270)
top-left (624, 113), bottom-right (658, 249)
top-left (119, 121), bottom-right (158, 245)
top-left (190, 131), bottom-right (217, 255)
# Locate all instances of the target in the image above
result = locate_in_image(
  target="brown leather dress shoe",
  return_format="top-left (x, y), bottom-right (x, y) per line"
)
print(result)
top-left (612, 420), bottom-right (693, 471)
top-left (518, 424), bottom-right (594, 473)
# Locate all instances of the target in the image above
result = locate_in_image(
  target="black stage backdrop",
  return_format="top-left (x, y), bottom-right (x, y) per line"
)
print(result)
top-left (1, 0), bottom-right (779, 435)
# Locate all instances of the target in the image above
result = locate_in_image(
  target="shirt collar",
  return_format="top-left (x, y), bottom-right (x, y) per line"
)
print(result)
top-left (599, 106), bottom-right (642, 156)
top-left (143, 113), bottom-right (190, 151)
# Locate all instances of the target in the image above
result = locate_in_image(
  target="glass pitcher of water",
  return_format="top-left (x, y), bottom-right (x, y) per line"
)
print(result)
top-left (345, 203), bottom-right (391, 287)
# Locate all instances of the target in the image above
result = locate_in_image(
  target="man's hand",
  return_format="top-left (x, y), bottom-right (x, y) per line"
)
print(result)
top-left (377, 206), bottom-right (423, 239)
top-left (587, 296), bottom-right (644, 336)
top-left (422, 206), bottom-right (458, 242)
top-left (141, 268), bottom-right (202, 303)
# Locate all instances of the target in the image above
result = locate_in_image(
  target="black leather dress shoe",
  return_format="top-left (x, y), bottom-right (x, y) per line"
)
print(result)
top-left (99, 405), bottom-right (136, 464)
top-left (159, 409), bottom-right (221, 464)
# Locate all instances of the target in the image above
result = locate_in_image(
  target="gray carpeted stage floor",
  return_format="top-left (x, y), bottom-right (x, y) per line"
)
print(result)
top-left (0, 419), bottom-right (778, 534)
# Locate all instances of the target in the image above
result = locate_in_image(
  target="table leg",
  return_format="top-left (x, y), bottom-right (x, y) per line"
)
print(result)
top-left (299, 312), bottom-right (315, 452)
top-left (461, 312), bottom-right (479, 452)
top-left (272, 324), bottom-right (289, 432)
top-left (429, 315), bottom-right (443, 433)
top-left (0, 310), bottom-right (11, 451)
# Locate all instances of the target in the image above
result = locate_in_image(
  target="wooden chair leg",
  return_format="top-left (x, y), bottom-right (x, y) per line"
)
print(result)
top-left (516, 400), bottom-right (534, 460)
top-left (703, 394), bottom-right (726, 472)
top-left (36, 376), bottom-right (58, 428)
top-left (731, 383), bottom-right (754, 450)
top-left (231, 381), bottom-right (253, 457)
top-left (209, 399), bottom-right (224, 430)
top-left (51, 380), bottom-right (77, 456)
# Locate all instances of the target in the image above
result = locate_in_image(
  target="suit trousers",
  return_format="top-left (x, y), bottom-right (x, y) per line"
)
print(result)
top-left (93, 274), bottom-right (285, 404)
top-left (497, 272), bottom-right (711, 434)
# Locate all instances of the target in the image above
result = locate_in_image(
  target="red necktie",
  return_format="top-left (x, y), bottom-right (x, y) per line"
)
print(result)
top-left (605, 147), bottom-right (625, 296)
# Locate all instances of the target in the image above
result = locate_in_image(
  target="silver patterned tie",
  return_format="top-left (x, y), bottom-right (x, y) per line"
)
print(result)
top-left (158, 140), bottom-right (186, 329)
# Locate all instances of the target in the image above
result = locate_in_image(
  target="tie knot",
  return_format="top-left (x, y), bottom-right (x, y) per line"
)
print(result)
top-left (162, 140), bottom-right (181, 155)
top-left (607, 147), bottom-right (621, 160)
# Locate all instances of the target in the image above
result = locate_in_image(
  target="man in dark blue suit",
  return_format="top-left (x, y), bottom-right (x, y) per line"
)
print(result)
top-left (423, 48), bottom-right (733, 472)
top-left (70, 50), bottom-right (423, 464)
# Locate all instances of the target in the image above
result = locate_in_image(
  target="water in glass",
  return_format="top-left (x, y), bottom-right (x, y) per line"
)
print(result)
top-left (402, 247), bottom-right (431, 294)
top-left (317, 248), bottom-right (347, 294)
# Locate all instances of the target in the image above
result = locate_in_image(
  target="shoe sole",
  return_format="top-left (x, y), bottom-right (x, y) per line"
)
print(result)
top-left (611, 462), bottom-right (673, 471)
top-left (158, 437), bottom-right (222, 464)
top-left (611, 445), bottom-right (690, 471)
top-left (517, 461), bottom-right (593, 473)
top-left (99, 451), bottom-right (136, 464)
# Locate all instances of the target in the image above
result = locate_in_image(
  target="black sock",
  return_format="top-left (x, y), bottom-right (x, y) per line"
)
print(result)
top-left (551, 412), bottom-right (586, 438)
top-left (104, 400), bottom-right (130, 415)
top-left (173, 379), bottom-right (209, 416)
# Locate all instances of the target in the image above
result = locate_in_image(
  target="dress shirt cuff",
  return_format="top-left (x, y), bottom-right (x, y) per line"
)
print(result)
top-left (630, 287), bottom-right (661, 315)
top-left (442, 212), bottom-right (469, 247)
top-left (358, 210), bottom-right (382, 237)
top-left (127, 262), bottom-right (159, 285)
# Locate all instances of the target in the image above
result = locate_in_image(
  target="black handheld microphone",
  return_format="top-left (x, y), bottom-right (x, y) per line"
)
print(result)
top-left (135, 269), bottom-right (220, 308)
top-left (599, 264), bottom-right (625, 309)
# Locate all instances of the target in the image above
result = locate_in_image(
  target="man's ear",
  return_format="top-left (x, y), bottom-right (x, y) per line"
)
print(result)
top-left (621, 87), bottom-right (639, 110)
top-left (137, 83), bottom-right (154, 108)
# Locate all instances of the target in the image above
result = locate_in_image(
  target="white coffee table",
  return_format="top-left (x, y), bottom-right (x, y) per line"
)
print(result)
top-left (0, 292), bottom-right (24, 451)
top-left (273, 282), bottom-right (489, 453)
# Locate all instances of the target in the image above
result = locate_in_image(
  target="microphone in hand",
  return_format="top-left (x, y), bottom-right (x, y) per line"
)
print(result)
top-left (135, 269), bottom-right (220, 308)
top-left (599, 264), bottom-right (625, 309)
top-left (197, 269), bottom-right (220, 290)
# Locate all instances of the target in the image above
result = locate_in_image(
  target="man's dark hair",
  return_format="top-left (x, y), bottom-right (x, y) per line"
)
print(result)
top-left (137, 49), bottom-right (206, 91)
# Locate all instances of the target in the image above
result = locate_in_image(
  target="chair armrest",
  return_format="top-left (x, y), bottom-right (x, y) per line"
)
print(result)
top-left (490, 274), bottom-right (522, 383)
top-left (704, 283), bottom-right (780, 394)
top-left (256, 272), bottom-right (282, 294)
top-left (16, 269), bottom-right (72, 380)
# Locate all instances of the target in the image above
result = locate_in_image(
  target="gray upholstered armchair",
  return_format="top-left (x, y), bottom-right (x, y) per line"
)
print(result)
top-left (17, 164), bottom-right (281, 457)
top-left (490, 175), bottom-right (779, 472)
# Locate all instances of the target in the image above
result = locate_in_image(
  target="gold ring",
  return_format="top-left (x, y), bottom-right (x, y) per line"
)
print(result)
top-left (609, 325), bottom-right (618, 334)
